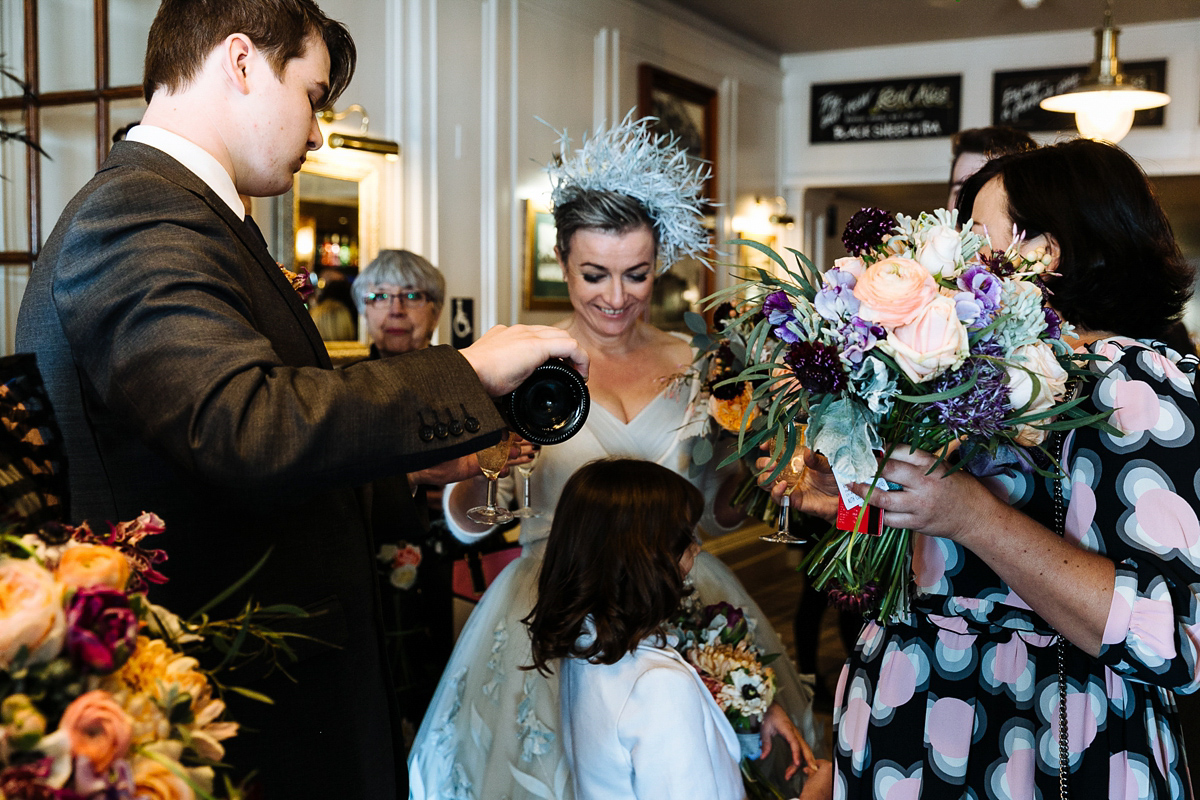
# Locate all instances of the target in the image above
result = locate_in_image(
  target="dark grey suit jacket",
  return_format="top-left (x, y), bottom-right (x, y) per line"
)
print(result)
top-left (16, 141), bottom-right (503, 799)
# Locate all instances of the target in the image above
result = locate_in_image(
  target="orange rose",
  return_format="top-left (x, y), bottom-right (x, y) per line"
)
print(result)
top-left (0, 558), bottom-right (65, 668)
top-left (55, 544), bottom-right (131, 591)
top-left (852, 256), bottom-right (938, 328)
top-left (59, 690), bottom-right (132, 774)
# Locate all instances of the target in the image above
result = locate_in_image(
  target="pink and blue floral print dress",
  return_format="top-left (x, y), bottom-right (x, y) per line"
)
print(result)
top-left (833, 338), bottom-right (1199, 799)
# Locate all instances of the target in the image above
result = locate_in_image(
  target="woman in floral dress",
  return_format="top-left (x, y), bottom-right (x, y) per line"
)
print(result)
top-left (787, 139), bottom-right (1198, 798)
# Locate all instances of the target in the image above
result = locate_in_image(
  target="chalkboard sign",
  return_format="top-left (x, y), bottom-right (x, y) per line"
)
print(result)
top-left (992, 60), bottom-right (1166, 132)
top-left (810, 75), bottom-right (961, 144)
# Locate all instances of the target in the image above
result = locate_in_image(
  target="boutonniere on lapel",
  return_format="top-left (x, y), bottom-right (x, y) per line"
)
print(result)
top-left (278, 264), bottom-right (316, 302)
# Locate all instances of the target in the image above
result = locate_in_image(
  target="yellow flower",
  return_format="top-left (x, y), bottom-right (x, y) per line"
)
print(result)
top-left (709, 384), bottom-right (759, 434)
top-left (111, 637), bottom-right (211, 714)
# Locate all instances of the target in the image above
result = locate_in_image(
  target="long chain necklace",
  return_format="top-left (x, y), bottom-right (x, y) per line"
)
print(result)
top-left (1052, 458), bottom-right (1070, 800)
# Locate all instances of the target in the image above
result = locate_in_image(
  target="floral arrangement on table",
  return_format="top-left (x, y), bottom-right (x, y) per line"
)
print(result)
top-left (0, 511), bottom-right (302, 800)
top-left (707, 206), bottom-right (1114, 620)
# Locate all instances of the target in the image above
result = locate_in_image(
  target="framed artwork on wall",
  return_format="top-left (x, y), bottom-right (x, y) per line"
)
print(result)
top-left (637, 64), bottom-right (717, 208)
top-left (523, 199), bottom-right (571, 311)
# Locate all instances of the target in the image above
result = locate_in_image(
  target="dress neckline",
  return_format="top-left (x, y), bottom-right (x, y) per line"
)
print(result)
top-left (589, 383), bottom-right (675, 427)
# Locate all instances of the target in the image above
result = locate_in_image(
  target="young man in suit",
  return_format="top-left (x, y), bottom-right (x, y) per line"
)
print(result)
top-left (15, 0), bottom-right (586, 796)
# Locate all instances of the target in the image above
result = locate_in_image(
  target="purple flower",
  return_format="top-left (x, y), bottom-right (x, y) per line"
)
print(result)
top-left (784, 341), bottom-right (847, 394)
top-left (761, 291), bottom-right (801, 344)
top-left (65, 588), bottom-right (138, 674)
top-left (836, 316), bottom-right (885, 366)
top-left (701, 602), bottom-right (749, 645)
top-left (841, 207), bottom-right (896, 258)
top-left (930, 338), bottom-right (1010, 440)
top-left (954, 265), bottom-right (1003, 326)
top-left (814, 282), bottom-right (859, 322)
top-left (1043, 305), bottom-right (1062, 340)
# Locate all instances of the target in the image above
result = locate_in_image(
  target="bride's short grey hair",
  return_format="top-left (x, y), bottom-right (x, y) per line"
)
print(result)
top-left (553, 190), bottom-right (656, 266)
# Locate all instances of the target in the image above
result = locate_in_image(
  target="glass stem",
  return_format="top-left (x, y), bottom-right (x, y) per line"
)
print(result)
top-left (522, 473), bottom-right (532, 510)
top-left (486, 476), bottom-right (500, 511)
top-left (779, 494), bottom-right (791, 535)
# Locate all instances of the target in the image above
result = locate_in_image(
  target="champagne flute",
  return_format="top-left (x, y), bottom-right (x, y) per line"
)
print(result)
top-left (760, 452), bottom-right (810, 544)
top-left (511, 445), bottom-right (542, 519)
top-left (467, 431), bottom-right (515, 525)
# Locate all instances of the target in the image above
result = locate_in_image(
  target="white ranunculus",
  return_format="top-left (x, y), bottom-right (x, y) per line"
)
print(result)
top-left (915, 224), bottom-right (962, 278)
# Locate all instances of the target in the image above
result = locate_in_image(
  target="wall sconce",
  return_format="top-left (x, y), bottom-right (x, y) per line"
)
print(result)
top-left (1038, 0), bottom-right (1169, 144)
top-left (733, 196), bottom-right (794, 235)
top-left (317, 104), bottom-right (401, 160)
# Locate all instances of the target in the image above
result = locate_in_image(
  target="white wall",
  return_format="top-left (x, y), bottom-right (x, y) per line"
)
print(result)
top-left (329, 0), bottom-right (785, 341)
top-left (780, 19), bottom-right (1200, 250)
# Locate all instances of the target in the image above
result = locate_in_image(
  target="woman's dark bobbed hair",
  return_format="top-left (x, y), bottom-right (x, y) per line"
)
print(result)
top-left (957, 138), bottom-right (1193, 340)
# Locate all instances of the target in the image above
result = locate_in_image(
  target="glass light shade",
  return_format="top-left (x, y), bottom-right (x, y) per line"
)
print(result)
top-left (1074, 106), bottom-right (1134, 143)
top-left (1039, 86), bottom-right (1170, 114)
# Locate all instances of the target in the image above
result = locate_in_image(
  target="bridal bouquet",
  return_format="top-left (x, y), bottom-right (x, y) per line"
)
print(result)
top-left (0, 512), bottom-right (301, 800)
top-left (711, 207), bottom-right (1112, 619)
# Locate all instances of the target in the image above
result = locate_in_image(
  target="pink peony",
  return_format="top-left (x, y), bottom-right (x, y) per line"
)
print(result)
top-left (0, 558), bottom-right (65, 669)
top-left (852, 256), bottom-right (939, 328)
top-left (59, 690), bottom-right (133, 774)
top-left (878, 295), bottom-right (970, 383)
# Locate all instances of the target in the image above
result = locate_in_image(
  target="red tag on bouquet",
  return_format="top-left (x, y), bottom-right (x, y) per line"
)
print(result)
top-left (836, 493), bottom-right (884, 536)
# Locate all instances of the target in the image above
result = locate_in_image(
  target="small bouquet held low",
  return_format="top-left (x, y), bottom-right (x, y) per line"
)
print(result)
top-left (666, 598), bottom-right (777, 750)
top-left (710, 207), bottom-right (1113, 619)
top-left (0, 512), bottom-right (301, 800)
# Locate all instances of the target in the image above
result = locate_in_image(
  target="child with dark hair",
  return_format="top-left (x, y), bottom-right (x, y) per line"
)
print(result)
top-left (526, 458), bottom-right (831, 800)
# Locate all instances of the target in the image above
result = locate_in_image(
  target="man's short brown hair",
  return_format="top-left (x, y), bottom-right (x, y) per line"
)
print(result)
top-left (142, 0), bottom-right (355, 108)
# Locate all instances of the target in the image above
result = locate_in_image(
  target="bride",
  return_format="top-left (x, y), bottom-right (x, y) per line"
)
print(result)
top-left (407, 115), bottom-right (819, 800)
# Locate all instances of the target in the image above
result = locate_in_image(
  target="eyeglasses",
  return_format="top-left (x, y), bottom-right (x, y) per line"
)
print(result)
top-left (363, 290), bottom-right (429, 309)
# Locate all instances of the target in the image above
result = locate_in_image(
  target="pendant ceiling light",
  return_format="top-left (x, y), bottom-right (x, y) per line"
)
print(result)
top-left (1038, 0), bottom-right (1169, 144)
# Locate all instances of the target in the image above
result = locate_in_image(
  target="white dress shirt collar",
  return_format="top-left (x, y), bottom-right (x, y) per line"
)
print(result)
top-left (125, 124), bottom-right (246, 219)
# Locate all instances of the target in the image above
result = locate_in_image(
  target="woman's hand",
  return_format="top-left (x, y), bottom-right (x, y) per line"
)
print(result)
top-left (409, 438), bottom-right (533, 487)
top-left (847, 445), bottom-right (1003, 543)
top-left (758, 701), bottom-right (816, 781)
top-left (755, 447), bottom-right (840, 523)
top-left (797, 759), bottom-right (834, 800)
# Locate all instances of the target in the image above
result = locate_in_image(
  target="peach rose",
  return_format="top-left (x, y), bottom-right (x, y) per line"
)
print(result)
top-left (1007, 341), bottom-right (1070, 446)
top-left (59, 690), bottom-right (133, 774)
top-left (132, 753), bottom-right (198, 800)
top-left (878, 295), bottom-right (970, 383)
top-left (829, 256), bottom-right (866, 281)
top-left (0, 558), bottom-right (66, 668)
top-left (55, 544), bottom-right (131, 591)
top-left (852, 256), bottom-right (939, 328)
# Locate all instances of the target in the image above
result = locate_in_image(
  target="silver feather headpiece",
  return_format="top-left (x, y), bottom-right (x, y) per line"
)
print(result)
top-left (545, 111), bottom-right (712, 274)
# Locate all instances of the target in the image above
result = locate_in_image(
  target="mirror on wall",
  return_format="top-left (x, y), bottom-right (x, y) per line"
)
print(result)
top-left (282, 152), bottom-right (384, 362)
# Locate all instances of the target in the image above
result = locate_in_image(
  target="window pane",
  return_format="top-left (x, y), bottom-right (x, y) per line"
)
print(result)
top-left (108, 96), bottom-right (146, 152)
top-left (0, 0), bottom-right (25, 98)
top-left (1, 264), bottom-right (29, 356)
top-left (37, 0), bottom-right (95, 92)
top-left (0, 111), bottom-right (30, 252)
top-left (39, 104), bottom-right (95, 245)
top-left (108, 0), bottom-right (156, 88)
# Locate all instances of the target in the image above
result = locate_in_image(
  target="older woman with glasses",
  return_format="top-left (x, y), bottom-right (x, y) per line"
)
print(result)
top-left (352, 249), bottom-right (446, 357)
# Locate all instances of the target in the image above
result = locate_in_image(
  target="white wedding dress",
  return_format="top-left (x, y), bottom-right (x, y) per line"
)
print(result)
top-left (407, 363), bottom-right (818, 800)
